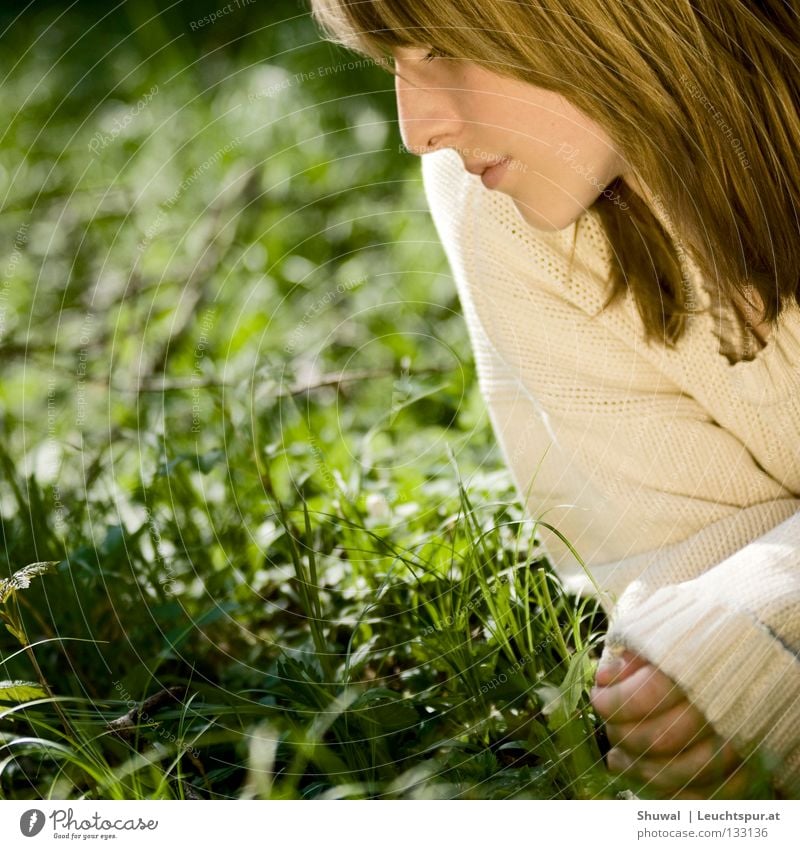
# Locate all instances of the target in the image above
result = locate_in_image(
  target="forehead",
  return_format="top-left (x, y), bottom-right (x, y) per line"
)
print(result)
top-left (312, 0), bottom-right (456, 57)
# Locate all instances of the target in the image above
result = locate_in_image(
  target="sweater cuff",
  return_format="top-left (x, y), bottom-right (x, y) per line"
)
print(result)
top-left (606, 586), bottom-right (800, 798)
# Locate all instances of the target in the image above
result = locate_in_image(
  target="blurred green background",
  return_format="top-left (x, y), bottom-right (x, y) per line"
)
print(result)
top-left (0, 1), bottom-right (619, 801)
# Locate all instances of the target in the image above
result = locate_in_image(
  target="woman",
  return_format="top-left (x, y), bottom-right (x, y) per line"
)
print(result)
top-left (310, 0), bottom-right (800, 799)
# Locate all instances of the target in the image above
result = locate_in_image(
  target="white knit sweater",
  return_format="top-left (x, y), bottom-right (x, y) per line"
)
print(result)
top-left (421, 148), bottom-right (800, 797)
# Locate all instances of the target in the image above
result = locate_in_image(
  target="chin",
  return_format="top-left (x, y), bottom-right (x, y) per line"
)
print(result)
top-left (512, 198), bottom-right (582, 233)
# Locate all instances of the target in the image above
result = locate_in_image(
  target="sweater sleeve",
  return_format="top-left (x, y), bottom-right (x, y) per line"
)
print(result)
top-left (603, 510), bottom-right (800, 797)
top-left (420, 148), bottom-right (800, 797)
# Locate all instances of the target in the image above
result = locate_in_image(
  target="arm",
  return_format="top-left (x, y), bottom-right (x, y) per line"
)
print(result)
top-left (478, 285), bottom-right (800, 795)
top-left (421, 147), bottom-right (800, 797)
top-left (477, 296), bottom-right (800, 794)
top-left (597, 510), bottom-right (800, 798)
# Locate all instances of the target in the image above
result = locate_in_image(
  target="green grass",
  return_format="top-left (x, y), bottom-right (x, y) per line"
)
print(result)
top-left (0, 3), bottom-right (657, 800)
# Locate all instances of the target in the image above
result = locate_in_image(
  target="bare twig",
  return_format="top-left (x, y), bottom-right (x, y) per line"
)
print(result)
top-left (105, 685), bottom-right (188, 737)
top-left (128, 364), bottom-right (453, 395)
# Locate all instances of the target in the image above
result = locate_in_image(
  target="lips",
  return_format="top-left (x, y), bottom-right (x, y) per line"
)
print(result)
top-left (464, 157), bottom-right (506, 176)
top-left (462, 156), bottom-right (511, 189)
top-left (479, 157), bottom-right (511, 190)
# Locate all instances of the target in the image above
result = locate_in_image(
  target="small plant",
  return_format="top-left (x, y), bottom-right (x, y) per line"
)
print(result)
top-left (0, 4), bottom-right (633, 801)
top-left (0, 562), bottom-right (67, 725)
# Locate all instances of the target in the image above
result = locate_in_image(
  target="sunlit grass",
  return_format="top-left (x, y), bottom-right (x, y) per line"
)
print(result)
top-left (0, 4), bottom-right (632, 801)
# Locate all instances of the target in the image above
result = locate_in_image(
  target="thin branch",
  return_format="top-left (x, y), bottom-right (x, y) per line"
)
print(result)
top-left (128, 364), bottom-right (453, 395)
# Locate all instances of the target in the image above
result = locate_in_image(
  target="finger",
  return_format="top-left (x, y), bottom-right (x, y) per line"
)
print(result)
top-left (607, 735), bottom-right (741, 790)
top-left (595, 649), bottom-right (649, 687)
top-left (592, 665), bottom-right (684, 723)
top-left (606, 698), bottom-right (714, 757)
top-left (667, 763), bottom-right (759, 800)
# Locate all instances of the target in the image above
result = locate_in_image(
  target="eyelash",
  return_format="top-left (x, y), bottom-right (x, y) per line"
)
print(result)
top-left (422, 49), bottom-right (444, 63)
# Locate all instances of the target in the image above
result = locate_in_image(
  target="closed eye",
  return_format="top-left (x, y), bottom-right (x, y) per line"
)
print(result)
top-left (422, 49), bottom-right (446, 63)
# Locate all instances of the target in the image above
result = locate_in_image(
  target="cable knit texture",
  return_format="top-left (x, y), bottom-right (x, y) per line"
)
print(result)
top-left (420, 148), bottom-right (800, 797)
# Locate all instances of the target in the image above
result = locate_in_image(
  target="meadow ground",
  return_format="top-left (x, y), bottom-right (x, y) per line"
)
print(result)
top-left (0, 2), bottom-right (698, 801)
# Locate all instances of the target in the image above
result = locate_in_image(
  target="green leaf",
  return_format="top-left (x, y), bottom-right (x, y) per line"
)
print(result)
top-left (5, 622), bottom-right (28, 645)
top-left (197, 448), bottom-right (225, 474)
top-left (0, 561), bottom-right (59, 604)
top-left (560, 644), bottom-right (595, 716)
top-left (535, 645), bottom-right (595, 730)
top-left (0, 680), bottom-right (48, 703)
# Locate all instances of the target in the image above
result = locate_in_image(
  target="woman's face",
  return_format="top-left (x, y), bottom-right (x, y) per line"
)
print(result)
top-left (393, 46), bottom-right (632, 231)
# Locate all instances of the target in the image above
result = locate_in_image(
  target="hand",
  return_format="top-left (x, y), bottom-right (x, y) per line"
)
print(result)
top-left (590, 649), bottom-right (752, 799)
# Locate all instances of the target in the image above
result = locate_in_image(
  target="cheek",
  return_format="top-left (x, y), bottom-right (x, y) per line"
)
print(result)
top-left (510, 160), bottom-right (602, 232)
top-left (519, 94), bottom-right (617, 182)
top-left (470, 84), bottom-right (619, 230)
top-left (513, 126), bottom-right (620, 228)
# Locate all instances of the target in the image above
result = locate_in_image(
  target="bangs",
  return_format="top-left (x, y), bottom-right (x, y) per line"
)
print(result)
top-left (310, 0), bottom-right (447, 65)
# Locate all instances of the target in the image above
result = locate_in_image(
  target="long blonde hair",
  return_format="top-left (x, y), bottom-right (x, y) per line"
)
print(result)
top-left (310, 0), bottom-right (800, 347)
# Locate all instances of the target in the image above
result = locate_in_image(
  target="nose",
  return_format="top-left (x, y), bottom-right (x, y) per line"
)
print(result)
top-left (394, 73), bottom-right (462, 156)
